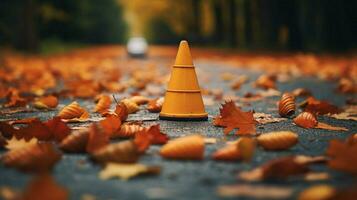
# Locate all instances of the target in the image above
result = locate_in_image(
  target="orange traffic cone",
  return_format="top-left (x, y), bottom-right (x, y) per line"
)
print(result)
top-left (159, 40), bottom-right (208, 121)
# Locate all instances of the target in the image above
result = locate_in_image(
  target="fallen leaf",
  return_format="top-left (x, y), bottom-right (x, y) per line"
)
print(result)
top-left (93, 94), bottom-right (112, 114)
top-left (298, 185), bottom-right (335, 200)
top-left (58, 101), bottom-right (89, 120)
top-left (33, 95), bottom-right (58, 109)
top-left (1, 143), bottom-right (62, 173)
top-left (217, 184), bottom-right (293, 199)
top-left (121, 99), bottom-right (140, 114)
top-left (59, 129), bottom-right (89, 153)
top-left (99, 163), bottom-right (160, 180)
top-left (316, 122), bottom-right (348, 131)
top-left (257, 131), bottom-right (298, 150)
top-left (99, 114), bottom-right (121, 137)
top-left (7, 117), bottom-right (38, 125)
top-left (328, 106), bottom-right (357, 121)
top-left (301, 97), bottom-right (342, 115)
top-left (254, 113), bottom-right (287, 124)
top-left (238, 155), bottom-right (325, 181)
top-left (91, 140), bottom-right (141, 164)
top-left (136, 124), bottom-right (169, 145)
top-left (326, 138), bottom-right (357, 174)
top-left (147, 97), bottom-right (164, 113)
top-left (160, 135), bottom-right (204, 160)
top-left (214, 101), bottom-right (256, 135)
top-left (5, 89), bottom-right (27, 107)
top-left (114, 102), bottom-right (129, 121)
top-left (291, 88), bottom-right (311, 97)
top-left (22, 174), bottom-right (68, 200)
top-left (254, 74), bottom-right (276, 90)
top-left (44, 117), bottom-right (71, 142)
top-left (5, 137), bottom-right (38, 150)
top-left (86, 123), bottom-right (109, 153)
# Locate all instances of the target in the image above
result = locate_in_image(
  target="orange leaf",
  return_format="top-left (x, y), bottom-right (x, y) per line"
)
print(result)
top-left (33, 95), bottom-right (58, 109)
top-left (214, 101), bottom-right (256, 135)
top-left (99, 114), bottom-right (121, 137)
top-left (86, 123), bottom-right (109, 153)
top-left (5, 89), bottom-right (27, 107)
top-left (160, 135), bottom-right (204, 160)
top-left (59, 129), bottom-right (89, 153)
top-left (22, 174), bottom-right (68, 200)
top-left (2, 143), bottom-right (62, 173)
top-left (94, 95), bottom-right (112, 113)
top-left (8, 117), bottom-right (38, 125)
top-left (114, 102), bottom-right (128, 121)
top-left (57, 101), bottom-right (88, 119)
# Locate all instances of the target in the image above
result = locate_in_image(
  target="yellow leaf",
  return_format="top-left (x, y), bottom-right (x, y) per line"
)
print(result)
top-left (99, 163), bottom-right (160, 180)
top-left (5, 137), bottom-right (38, 150)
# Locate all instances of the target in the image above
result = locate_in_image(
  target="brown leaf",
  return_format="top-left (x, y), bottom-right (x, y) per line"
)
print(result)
top-left (147, 97), bottom-right (164, 113)
top-left (99, 114), bottom-right (121, 137)
top-left (254, 74), bottom-right (276, 90)
top-left (135, 124), bottom-right (169, 145)
top-left (293, 112), bottom-right (318, 128)
top-left (91, 140), bottom-right (140, 164)
top-left (217, 184), bottom-right (293, 199)
top-left (214, 101), bottom-right (256, 135)
top-left (302, 97), bottom-right (342, 115)
top-left (1, 143), bottom-right (62, 173)
top-left (316, 122), bottom-right (348, 131)
top-left (59, 129), bottom-right (89, 153)
top-left (326, 138), bottom-right (357, 174)
top-left (5, 137), bottom-right (38, 150)
top-left (8, 117), bottom-right (38, 125)
top-left (86, 123), bottom-right (109, 154)
top-left (22, 174), bottom-right (68, 200)
top-left (5, 89), bottom-right (27, 107)
top-left (278, 93), bottom-right (296, 117)
top-left (328, 105), bottom-right (357, 121)
top-left (113, 123), bottom-right (146, 138)
top-left (44, 117), bottom-right (71, 142)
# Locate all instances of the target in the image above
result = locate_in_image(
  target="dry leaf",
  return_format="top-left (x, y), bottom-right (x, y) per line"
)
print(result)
top-left (238, 137), bottom-right (256, 162)
top-left (291, 88), bottom-right (311, 97)
top-left (114, 102), bottom-right (129, 121)
top-left (315, 122), bottom-right (348, 131)
top-left (301, 97), bottom-right (342, 115)
top-left (86, 123), bottom-right (109, 154)
top-left (7, 117), bottom-right (38, 125)
top-left (213, 143), bottom-right (241, 161)
top-left (5, 89), bottom-right (27, 107)
top-left (129, 95), bottom-right (150, 105)
top-left (326, 138), bottom-right (357, 174)
top-left (293, 112), bottom-right (318, 128)
top-left (113, 123), bottom-right (146, 138)
top-left (214, 101), bottom-right (256, 135)
top-left (298, 185), bottom-right (335, 200)
top-left (121, 99), bottom-right (140, 114)
top-left (254, 74), bottom-right (276, 90)
top-left (1, 143), bottom-right (62, 173)
top-left (58, 101), bottom-right (88, 119)
top-left (147, 97), bottom-right (164, 113)
top-left (238, 155), bottom-right (325, 181)
top-left (160, 135), bottom-right (204, 160)
top-left (93, 95), bottom-right (112, 114)
top-left (278, 93), bottom-right (296, 117)
top-left (5, 137), bottom-right (38, 150)
top-left (99, 114), bottom-right (121, 137)
top-left (59, 129), bottom-right (89, 153)
top-left (217, 184), bottom-right (293, 199)
top-left (22, 174), bottom-right (68, 200)
top-left (257, 131), bottom-right (298, 150)
top-left (328, 106), bottom-right (357, 121)
top-left (253, 113), bottom-right (287, 124)
top-left (91, 140), bottom-right (140, 164)
top-left (33, 95), bottom-right (58, 109)
top-left (99, 163), bottom-right (160, 180)
top-left (135, 124), bottom-right (169, 145)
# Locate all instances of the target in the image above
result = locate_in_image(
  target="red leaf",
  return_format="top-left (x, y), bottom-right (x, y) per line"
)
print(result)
top-left (114, 102), bottom-right (128, 121)
top-left (303, 97), bottom-right (342, 115)
top-left (213, 101), bottom-right (256, 135)
top-left (99, 114), bottom-right (121, 137)
top-left (86, 123), bottom-right (109, 154)
top-left (44, 117), bottom-right (71, 142)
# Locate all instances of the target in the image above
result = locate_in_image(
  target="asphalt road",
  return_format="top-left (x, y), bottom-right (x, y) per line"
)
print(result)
top-left (0, 58), bottom-right (356, 200)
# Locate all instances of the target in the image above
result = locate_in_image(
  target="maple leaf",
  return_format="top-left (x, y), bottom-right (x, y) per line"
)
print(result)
top-left (22, 174), bottom-right (68, 200)
top-left (99, 163), bottom-right (161, 180)
top-left (86, 123), bottom-right (109, 153)
top-left (214, 101), bottom-right (256, 135)
top-left (135, 124), bottom-right (169, 147)
top-left (5, 137), bottom-right (38, 150)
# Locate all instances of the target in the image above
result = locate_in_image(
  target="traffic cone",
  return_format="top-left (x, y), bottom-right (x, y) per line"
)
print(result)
top-left (159, 40), bottom-right (208, 121)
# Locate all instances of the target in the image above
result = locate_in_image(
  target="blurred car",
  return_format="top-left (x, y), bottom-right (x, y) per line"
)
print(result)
top-left (126, 37), bottom-right (148, 58)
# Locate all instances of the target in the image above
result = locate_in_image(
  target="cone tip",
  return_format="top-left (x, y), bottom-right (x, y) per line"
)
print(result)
top-left (180, 40), bottom-right (188, 45)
